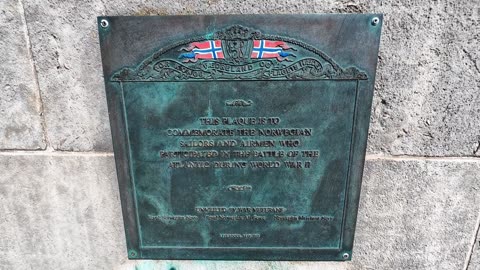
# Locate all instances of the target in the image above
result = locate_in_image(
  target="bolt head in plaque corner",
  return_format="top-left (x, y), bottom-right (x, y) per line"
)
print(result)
top-left (98, 14), bottom-right (383, 261)
top-left (342, 251), bottom-right (351, 261)
top-left (128, 249), bottom-right (138, 259)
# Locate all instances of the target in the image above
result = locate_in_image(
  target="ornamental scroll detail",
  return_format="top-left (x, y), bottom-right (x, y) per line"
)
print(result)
top-left (225, 99), bottom-right (254, 107)
top-left (111, 25), bottom-right (367, 82)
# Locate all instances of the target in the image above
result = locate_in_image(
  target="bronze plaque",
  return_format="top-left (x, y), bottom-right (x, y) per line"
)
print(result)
top-left (98, 14), bottom-right (383, 260)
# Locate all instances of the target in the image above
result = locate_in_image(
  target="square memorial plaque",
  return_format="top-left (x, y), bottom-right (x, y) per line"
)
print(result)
top-left (98, 14), bottom-right (382, 261)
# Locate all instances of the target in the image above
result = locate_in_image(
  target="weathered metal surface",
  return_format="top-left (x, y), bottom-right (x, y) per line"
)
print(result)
top-left (98, 14), bottom-right (382, 261)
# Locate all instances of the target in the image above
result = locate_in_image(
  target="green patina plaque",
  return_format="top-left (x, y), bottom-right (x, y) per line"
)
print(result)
top-left (98, 14), bottom-right (382, 261)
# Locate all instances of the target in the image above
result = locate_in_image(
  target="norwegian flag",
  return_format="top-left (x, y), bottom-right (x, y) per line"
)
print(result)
top-left (251, 40), bottom-right (296, 61)
top-left (179, 40), bottom-right (224, 62)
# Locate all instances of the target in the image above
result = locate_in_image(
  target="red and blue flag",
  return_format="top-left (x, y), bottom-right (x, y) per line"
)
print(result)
top-left (179, 40), bottom-right (224, 62)
top-left (251, 40), bottom-right (296, 61)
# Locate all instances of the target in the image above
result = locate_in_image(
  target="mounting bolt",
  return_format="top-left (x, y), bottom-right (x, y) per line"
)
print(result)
top-left (129, 250), bottom-right (137, 257)
top-left (100, 19), bottom-right (109, 28)
top-left (371, 17), bottom-right (380, 26)
top-left (342, 253), bottom-right (350, 260)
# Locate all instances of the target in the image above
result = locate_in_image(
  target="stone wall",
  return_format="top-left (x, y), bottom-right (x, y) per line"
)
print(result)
top-left (0, 0), bottom-right (479, 269)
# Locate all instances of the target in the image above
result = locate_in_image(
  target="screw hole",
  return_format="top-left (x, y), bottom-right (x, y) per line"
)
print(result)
top-left (100, 19), bottom-right (109, 28)
top-left (342, 253), bottom-right (350, 260)
top-left (371, 17), bottom-right (380, 26)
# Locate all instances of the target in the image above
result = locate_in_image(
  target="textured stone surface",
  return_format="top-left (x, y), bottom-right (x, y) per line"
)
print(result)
top-left (0, 154), bottom-right (125, 269)
top-left (1, 155), bottom-right (479, 269)
top-left (0, 0), bottom-right (45, 149)
top-left (2, 0), bottom-right (479, 269)
top-left (367, 0), bottom-right (480, 157)
top-left (22, 0), bottom-right (480, 155)
top-left (22, 0), bottom-right (110, 151)
top-left (469, 227), bottom-right (480, 270)
top-left (353, 158), bottom-right (480, 270)
top-left (1, 0), bottom-right (478, 269)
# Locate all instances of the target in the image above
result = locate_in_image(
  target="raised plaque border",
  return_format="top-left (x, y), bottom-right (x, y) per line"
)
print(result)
top-left (98, 14), bottom-right (383, 261)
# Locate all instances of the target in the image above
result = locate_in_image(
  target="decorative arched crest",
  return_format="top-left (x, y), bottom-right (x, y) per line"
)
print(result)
top-left (111, 25), bottom-right (367, 82)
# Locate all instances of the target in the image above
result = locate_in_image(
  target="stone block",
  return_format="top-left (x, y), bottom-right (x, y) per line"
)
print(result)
top-left (0, 154), bottom-right (125, 269)
top-left (352, 158), bottom-right (480, 269)
top-left (367, 0), bottom-right (480, 156)
top-left (1, 155), bottom-right (478, 269)
top-left (22, 0), bottom-right (479, 155)
top-left (0, 0), bottom-right (45, 150)
top-left (22, 1), bottom-right (111, 151)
